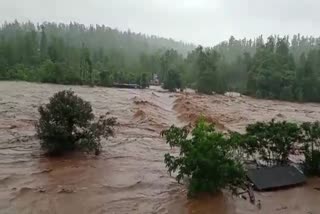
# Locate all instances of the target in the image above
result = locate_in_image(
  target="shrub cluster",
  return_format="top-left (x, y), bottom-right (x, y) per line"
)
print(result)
top-left (36, 90), bottom-right (116, 155)
top-left (162, 118), bottom-right (320, 196)
top-left (243, 120), bottom-right (301, 165)
top-left (300, 122), bottom-right (320, 176)
top-left (162, 119), bottom-right (245, 197)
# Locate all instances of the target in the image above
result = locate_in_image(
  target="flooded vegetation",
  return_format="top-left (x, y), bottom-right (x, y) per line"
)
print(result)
top-left (1, 81), bottom-right (320, 214)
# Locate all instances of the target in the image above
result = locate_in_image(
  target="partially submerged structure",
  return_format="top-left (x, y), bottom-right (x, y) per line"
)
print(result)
top-left (247, 166), bottom-right (306, 191)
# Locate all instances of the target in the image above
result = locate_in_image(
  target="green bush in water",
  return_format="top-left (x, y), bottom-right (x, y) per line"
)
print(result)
top-left (36, 90), bottom-right (117, 155)
top-left (301, 122), bottom-right (320, 176)
top-left (161, 118), bottom-right (245, 197)
top-left (244, 119), bottom-right (301, 166)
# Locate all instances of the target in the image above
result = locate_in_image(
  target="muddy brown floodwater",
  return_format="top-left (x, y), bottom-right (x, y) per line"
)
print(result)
top-left (0, 81), bottom-right (320, 214)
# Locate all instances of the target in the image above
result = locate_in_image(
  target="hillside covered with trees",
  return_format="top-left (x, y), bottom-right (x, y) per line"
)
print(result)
top-left (0, 21), bottom-right (194, 86)
top-left (1, 20), bottom-right (320, 102)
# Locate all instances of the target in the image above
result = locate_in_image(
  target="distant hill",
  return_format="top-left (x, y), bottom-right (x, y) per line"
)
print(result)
top-left (0, 20), bottom-right (194, 59)
top-left (0, 20), bottom-right (195, 84)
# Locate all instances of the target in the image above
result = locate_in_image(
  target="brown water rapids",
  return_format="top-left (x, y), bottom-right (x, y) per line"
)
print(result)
top-left (0, 81), bottom-right (320, 214)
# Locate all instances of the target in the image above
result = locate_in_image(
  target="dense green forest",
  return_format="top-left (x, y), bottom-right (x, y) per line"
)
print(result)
top-left (0, 21), bottom-right (194, 86)
top-left (1, 21), bottom-right (320, 102)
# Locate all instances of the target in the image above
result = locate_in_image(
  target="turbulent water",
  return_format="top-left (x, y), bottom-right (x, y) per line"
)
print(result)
top-left (0, 81), bottom-right (320, 214)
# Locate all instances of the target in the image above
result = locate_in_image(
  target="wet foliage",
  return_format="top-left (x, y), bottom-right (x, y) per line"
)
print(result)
top-left (162, 118), bottom-right (245, 197)
top-left (243, 120), bottom-right (320, 174)
top-left (244, 120), bottom-right (301, 165)
top-left (162, 68), bottom-right (182, 92)
top-left (36, 90), bottom-right (117, 155)
top-left (140, 73), bottom-right (149, 89)
top-left (163, 118), bottom-right (320, 197)
top-left (301, 122), bottom-right (320, 176)
top-left (4, 21), bottom-right (320, 102)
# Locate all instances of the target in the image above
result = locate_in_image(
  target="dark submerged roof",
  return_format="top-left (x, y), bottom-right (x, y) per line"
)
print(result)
top-left (247, 166), bottom-right (306, 191)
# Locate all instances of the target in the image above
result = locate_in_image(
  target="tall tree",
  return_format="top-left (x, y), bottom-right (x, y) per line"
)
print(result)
top-left (40, 25), bottom-right (47, 60)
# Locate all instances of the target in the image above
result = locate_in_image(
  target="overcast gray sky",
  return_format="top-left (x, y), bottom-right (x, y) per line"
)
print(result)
top-left (0, 0), bottom-right (319, 46)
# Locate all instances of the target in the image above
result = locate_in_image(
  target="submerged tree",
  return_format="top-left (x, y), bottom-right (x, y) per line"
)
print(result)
top-left (36, 90), bottom-right (117, 155)
top-left (301, 122), bottom-right (320, 175)
top-left (140, 73), bottom-right (149, 89)
top-left (162, 118), bottom-right (245, 197)
top-left (162, 68), bottom-right (182, 92)
top-left (244, 119), bottom-right (301, 165)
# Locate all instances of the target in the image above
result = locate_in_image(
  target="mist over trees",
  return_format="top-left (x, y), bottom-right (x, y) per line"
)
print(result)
top-left (1, 20), bottom-right (320, 102)
top-left (0, 21), bottom-right (194, 85)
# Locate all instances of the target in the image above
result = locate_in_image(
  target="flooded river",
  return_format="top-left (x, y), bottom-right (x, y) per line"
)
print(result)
top-left (0, 81), bottom-right (320, 214)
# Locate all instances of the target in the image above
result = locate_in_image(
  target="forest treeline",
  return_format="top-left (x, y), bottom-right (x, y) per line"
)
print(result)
top-left (1, 21), bottom-right (320, 102)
